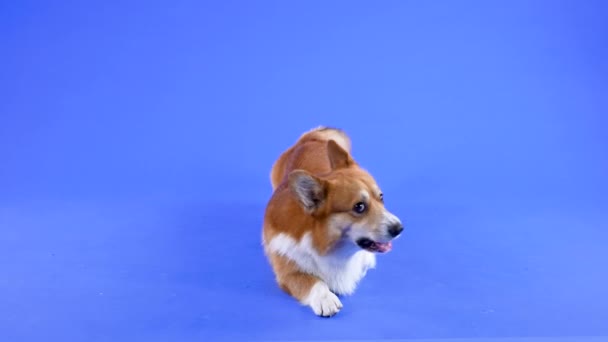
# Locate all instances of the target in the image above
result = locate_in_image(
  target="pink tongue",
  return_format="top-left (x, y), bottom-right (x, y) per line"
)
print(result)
top-left (376, 241), bottom-right (392, 253)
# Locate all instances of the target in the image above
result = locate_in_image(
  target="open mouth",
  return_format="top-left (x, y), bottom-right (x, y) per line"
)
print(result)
top-left (356, 238), bottom-right (392, 253)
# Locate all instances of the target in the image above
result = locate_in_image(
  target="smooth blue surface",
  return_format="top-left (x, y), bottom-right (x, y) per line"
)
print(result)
top-left (1, 1), bottom-right (608, 341)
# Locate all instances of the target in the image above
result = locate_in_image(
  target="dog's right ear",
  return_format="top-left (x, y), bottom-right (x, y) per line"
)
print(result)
top-left (288, 170), bottom-right (327, 213)
top-left (327, 140), bottom-right (354, 170)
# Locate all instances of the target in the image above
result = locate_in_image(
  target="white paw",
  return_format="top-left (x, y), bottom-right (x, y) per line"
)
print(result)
top-left (304, 282), bottom-right (343, 317)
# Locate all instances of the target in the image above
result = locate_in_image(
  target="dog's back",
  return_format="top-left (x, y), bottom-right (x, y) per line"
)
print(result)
top-left (270, 126), bottom-right (352, 190)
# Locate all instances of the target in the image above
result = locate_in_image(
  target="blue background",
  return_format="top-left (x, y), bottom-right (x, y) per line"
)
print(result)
top-left (1, 0), bottom-right (607, 341)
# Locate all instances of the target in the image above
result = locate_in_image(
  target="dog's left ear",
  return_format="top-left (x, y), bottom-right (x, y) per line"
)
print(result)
top-left (327, 140), bottom-right (354, 170)
top-left (288, 170), bottom-right (327, 213)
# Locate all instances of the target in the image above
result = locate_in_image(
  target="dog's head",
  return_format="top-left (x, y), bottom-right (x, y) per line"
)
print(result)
top-left (288, 140), bottom-right (404, 253)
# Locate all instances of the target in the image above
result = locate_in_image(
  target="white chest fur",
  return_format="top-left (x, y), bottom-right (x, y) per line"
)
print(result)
top-left (267, 232), bottom-right (376, 295)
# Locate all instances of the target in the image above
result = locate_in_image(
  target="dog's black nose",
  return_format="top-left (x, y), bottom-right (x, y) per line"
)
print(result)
top-left (388, 223), bottom-right (404, 238)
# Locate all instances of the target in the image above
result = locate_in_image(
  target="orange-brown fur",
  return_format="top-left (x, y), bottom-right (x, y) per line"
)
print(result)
top-left (268, 253), bottom-right (319, 301)
top-left (262, 126), bottom-right (401, 316)
top-left (270, 126), bottom-right (352, 190)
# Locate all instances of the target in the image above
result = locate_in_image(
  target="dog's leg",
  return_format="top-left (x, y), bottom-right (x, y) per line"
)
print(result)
top-left (282, 272), bottom-right (343, 317)
top-left (270, 254), bottom-right (342, 317)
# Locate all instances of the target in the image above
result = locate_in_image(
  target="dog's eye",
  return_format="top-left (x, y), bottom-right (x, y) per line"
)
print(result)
top-left (353, 202), bottom-right (367, 214)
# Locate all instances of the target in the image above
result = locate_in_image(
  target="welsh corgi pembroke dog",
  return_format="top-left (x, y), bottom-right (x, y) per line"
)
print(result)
top-left (262, 126), bottom-right (404, 317)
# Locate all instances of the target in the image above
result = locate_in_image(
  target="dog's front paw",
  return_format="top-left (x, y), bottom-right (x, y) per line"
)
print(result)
top-left (304, 282), bottom-right (343, 317)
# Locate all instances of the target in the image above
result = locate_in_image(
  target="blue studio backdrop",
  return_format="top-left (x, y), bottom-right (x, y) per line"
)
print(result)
top-left (1, 1), bottom-right (607, 341)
